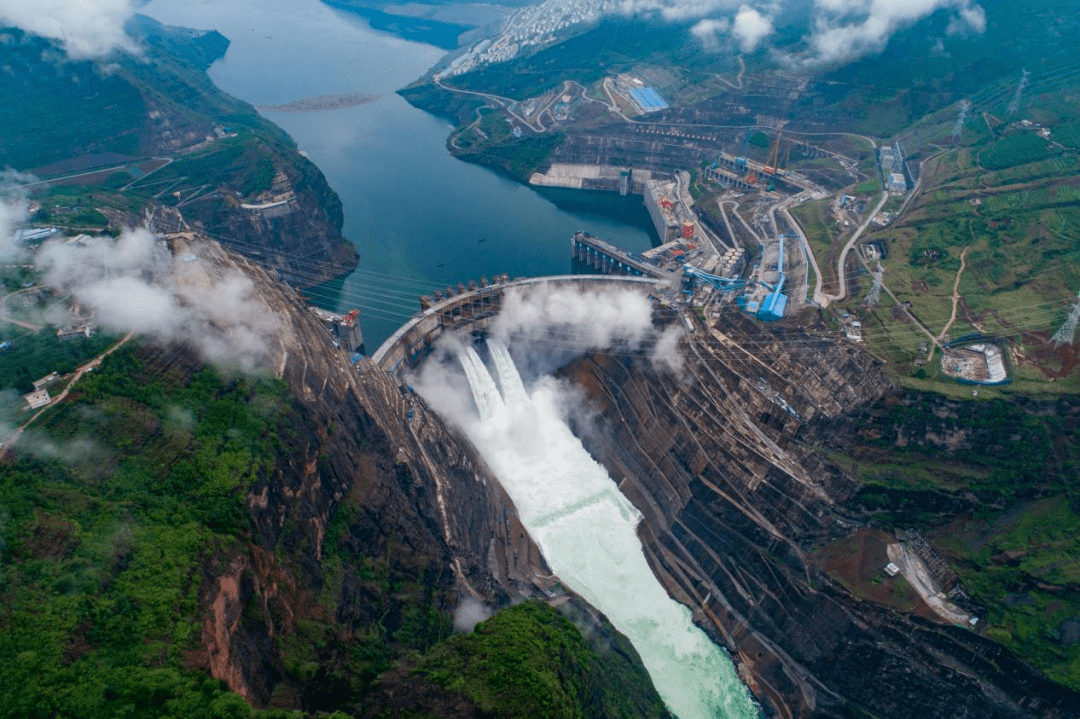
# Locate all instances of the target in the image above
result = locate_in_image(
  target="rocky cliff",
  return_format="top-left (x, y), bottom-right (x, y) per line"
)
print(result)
top-left (560, 308), bottom-right (1080, 719)
top-left (0, 233), bottom-right (668, 718)
top-left (170, 235), bottom-right (552, 711)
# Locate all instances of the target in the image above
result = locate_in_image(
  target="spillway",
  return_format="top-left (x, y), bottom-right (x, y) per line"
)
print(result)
top-left (445, 339), bottom-right (759, 719)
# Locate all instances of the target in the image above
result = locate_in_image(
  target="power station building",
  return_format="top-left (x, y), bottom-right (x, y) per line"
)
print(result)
top-left (879, 145), bottom-right (908, 193)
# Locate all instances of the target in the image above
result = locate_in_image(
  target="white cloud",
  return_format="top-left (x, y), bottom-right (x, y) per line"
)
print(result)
top-left (732, 4), bottom-right (774, 52)
top-left (0, 194), bottom-right (27, 263)
top-left (612, 0), bottom-right (986, 65)
top-left (807, 0), bottom-right (986, 65)
top-left (618, 0), bottom-right (739, 23)
top-left (0, 0), bottom-right (138, 60)
top-left (690, 17), bottom-right (730, 50)
top-left (32, 227), bottom-right (280, 370)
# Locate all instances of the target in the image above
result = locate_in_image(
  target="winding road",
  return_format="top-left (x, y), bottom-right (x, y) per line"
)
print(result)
top-left (818, 191), bottom-right (890, 307)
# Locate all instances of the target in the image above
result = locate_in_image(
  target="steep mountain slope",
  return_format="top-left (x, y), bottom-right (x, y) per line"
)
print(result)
top-left (0, 18), bottom-right (356, 286)
top-left (561, 309), bottom-right (1080, 718)
top-left (0, 235), bottom-right (665, 718)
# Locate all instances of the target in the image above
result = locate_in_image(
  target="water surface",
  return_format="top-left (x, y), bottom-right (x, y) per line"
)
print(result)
top-left (142, 0), bottom-right (657, 347)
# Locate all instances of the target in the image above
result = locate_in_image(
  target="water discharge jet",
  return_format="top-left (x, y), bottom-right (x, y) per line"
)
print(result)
top-left (427, 338), bottom-right (759, 719)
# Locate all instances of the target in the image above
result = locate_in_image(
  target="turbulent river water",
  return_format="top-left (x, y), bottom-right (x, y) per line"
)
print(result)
top-left (139, 2), bottom-right (758, 715)
top-left (439, 338), bottom-right (758, 719)
top-left (142, 0), bottom-right (657, 348)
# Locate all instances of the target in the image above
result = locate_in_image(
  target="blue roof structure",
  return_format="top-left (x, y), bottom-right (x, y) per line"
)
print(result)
top-left (758, 292), bottom-right (787, 321)
top-left (628, 87), bottom-right (669, 112)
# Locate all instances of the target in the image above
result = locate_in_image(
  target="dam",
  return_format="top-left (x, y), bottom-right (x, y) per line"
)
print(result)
top-left (373, 274), bottom-right (759, 718)
top-left (370, 274), bottom-right (664, 373)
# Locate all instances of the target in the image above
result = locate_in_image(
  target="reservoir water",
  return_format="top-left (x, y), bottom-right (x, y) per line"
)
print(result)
top-left (142, 0), bottom-right (658, 348)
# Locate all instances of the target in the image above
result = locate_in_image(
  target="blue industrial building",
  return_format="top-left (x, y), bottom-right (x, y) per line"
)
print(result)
top-left (628, 87), bottom-right (669, 112)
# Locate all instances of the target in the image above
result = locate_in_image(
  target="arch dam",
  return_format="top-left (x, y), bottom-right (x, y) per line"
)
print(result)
top-left (370, 274), bottom-right (665, 375)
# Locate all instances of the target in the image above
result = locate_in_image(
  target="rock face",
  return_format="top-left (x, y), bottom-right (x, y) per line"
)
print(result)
top-left (178, 236), bottom-right (546, 710)
top-left (561, 308), bottom-right (1080, 719)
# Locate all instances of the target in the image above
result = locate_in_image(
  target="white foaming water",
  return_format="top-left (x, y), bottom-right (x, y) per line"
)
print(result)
top-left (457, 345), bottom-right (505, 420)
top-left (443, 341), bottom-right (759, 719)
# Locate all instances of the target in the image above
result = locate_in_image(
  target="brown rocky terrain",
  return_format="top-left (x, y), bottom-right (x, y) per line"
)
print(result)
top-left (559, 307), bottom-right (1080, 719)
top-left (170, 235), bottom-right (548, 711)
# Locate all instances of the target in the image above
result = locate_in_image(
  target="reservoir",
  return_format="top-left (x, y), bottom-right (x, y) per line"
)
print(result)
top-left (142, 0), bottom-right (657, 347)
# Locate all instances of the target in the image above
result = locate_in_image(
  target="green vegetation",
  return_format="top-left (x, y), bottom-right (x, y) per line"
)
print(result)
top-left (407, 601), bottom-right (672, 719)
top-left (1, 341), bottom-right (667, 717)
top-left (930, 497), bottom-right (1080, 688)
top-left (0, 328), bottom-right (119, 394)
top-left (458, 133), bottom-right (566, 182)
top-left (979, 133), bottom-right (1055, 170)
top-left (0, 29), bottom-right (144, 170)
top-left (789, 199), bottom-right (834, 262)
top-left (821, 392), bottom-right (1080, 690)
top-left (0, 344), bottom-right (297, 718)
top-left (140, 137), bottom-right (277, 200)
top-left (853, 177), bottom-right (881, 194)
top-left (1054, 120), bottom-right (1080, 149)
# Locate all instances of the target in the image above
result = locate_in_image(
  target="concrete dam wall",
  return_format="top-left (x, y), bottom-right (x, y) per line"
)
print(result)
top-left (370, 274), bottom-right (663, 374)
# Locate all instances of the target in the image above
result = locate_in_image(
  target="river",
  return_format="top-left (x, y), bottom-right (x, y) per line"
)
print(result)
top-left (141, 0), bottom-right (657, 348)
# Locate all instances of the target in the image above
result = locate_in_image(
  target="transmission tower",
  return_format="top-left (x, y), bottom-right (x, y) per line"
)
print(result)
top-left (951, 100), bottom-right (970, 140)
top-left (1007, 70), bottom-right (1029, 115)
top-left (1052, 291), bottom-right (1080, 345)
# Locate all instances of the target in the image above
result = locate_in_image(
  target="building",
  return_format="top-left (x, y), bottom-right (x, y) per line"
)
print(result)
top-left (758, 291), bottom-right (787, 321)
top-left (884, 563), bottom-right (901, 577)
top-left (57, 325), bottom-right (96, 341)
top-left (643, 180), bottom-right (682, 243)
top-left (626, 87), bottom-right (669, 113)
top-left (308, 307), bottom-right (365, 355)
top-left (23, 389), bottom-right (51, 410)
top-left (879, 144), bottom-right (907, 193)
top-left (33, 372), bottom-right (60, 391)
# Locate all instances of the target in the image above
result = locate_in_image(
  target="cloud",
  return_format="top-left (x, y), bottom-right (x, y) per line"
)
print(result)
top-left (690, 18), bottom-right (730, 50)
top-left (611, 0), bottom-right (986, 64)
top-left (490, 284), bottom-right (662, 378)
top-left (732, 4), bottom-right (774, 52)
top-left (806, 0), bottom-right (986, 65)
top-left (0, 0), bottom-right (138, 60)
top-left (32, 227), bottom-right (280, 370)
top-left (0, 194), bottom-right (27, 263)
top-left (453, 597), bottom-right (492, 632)
top-left (617, 0), bottom-right (744, 23)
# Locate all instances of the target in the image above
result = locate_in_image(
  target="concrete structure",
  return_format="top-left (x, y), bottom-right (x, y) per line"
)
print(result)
top-left (308, 306), bottom-right (365, 355)
top-left (372, 275), bottom-right (662, 374)
top-left (879, 145), bottom-right (907, 193)
top-left (528, 163), bottom-right (653, 193)
top-left (627, 87), bottom-right (669, 113)
top-left (644, 179), bottom-right (682, 243)
top-left (941, 342), bottom-right (1009, 384)
top-left (571, 232), bottom-right (668, 279)
top-left (57, 324), bottom-right (95, 341)
top-left (33, 372), bottom-right (60, 391)
top-left (23, 389), bottom-right (51, 410)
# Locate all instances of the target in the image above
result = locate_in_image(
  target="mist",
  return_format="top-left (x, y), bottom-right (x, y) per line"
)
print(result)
top-left (0, 0), bottom-right (138, 60)
top-left (36, 228), bottom-right (279, 370)
top-left (2, 217), bottom-right (281, 372)
top-left (488, 283), bottom-right (683, 379)
top-left (452, 597), bottom-right (492, 633)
